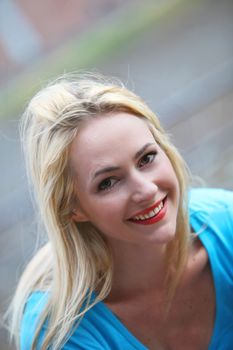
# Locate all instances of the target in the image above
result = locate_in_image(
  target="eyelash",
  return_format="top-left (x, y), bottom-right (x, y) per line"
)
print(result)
top-left (97, 151), bottom-right (157, 192)
top-left (97, 177), bottom-right (118, 192)
top-left (138, 151), bottom-right (157, 168)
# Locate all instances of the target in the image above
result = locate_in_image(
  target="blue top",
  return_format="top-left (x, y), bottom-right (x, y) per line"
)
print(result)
top-left (20, 188), bottom-right (233, 349)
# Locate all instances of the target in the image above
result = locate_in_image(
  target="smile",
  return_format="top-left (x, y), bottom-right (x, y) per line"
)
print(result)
top-left (129, 197), bottom-right (167, 225)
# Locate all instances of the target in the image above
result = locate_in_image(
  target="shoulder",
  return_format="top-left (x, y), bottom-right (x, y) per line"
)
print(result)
top-left (189, 187), bottom-right (233, 212)
top-left (21, 292), bottom-right (105, 349)
top-left (189, 187), bottom-right (233, 232)
top-left (66, 299), bottom-right (142, 349)
top-left (20, 292), bottom-right (49, 350)
top-left (21, 292), bottom-right (106, 349)
top-left (20, 292), bottom-right (133, 350)
top-left (188, 186), bottom-right (233, 232)
top-left (188, 188), bottom-right (233, 279)
top-left (189, 187), bottom-right (233, 265)
top-left (189, 189), bottom-right (233, 347)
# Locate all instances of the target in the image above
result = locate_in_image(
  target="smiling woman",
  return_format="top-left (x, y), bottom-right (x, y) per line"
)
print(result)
top-left (7, 73), bottom-right (233, 350)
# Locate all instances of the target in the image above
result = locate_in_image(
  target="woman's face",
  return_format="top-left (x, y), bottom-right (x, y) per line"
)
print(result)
top-left (70, 113), bottom-right (180, 246)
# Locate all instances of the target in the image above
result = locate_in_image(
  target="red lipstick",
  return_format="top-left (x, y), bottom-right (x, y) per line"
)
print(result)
top-left (129, 197), bottom-right (167, 225)
top-left (132, 198), bottom-right (165, 217)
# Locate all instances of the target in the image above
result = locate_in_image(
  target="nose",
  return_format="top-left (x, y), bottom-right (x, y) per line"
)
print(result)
top-left (130, 171), bottom-right (158, 204)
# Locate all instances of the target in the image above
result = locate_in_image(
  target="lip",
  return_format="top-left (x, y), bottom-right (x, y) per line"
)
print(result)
top-left (128, 196), bottom-right (167, 225)
top-left (130, 196), bottom-right (166, 217)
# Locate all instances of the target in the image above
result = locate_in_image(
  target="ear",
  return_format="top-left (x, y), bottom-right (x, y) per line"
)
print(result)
top-left (71, 208), bottom-right (89, 223)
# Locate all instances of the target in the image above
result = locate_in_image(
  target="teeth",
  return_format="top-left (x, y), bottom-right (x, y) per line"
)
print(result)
top-left (132, 201), bottom-right (164, 221)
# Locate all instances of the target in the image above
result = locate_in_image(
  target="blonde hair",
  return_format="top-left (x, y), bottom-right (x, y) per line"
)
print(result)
top-left (9, 72), bottom-right (191, 349)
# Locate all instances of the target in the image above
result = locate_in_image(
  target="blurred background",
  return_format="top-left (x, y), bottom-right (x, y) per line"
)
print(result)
top-left (0, 0), bottom-right (233, 348)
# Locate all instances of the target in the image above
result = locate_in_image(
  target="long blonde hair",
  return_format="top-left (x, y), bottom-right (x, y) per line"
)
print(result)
top-left (9, 72), bottom-right (191, 349)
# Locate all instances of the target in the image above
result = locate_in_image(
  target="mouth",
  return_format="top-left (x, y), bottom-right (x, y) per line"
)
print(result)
top-left (128, 196), bottom-right (167, 225)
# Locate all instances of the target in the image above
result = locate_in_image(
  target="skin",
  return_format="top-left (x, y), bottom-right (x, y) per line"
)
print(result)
top-left (70, 113), bottom-right (215, 349)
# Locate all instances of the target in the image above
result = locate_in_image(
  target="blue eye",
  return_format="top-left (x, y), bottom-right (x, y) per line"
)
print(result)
top-left (98, 177), bottom-right (118, 191)
top-left (139, 152), bottom-right (157, 167)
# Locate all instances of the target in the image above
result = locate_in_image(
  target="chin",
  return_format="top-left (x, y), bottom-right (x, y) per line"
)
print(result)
top-left (150, 223), bottom-right (177, 245)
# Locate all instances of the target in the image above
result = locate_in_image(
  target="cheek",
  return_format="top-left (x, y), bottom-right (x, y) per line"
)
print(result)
top-left (85, 194), bottom-right (125, 222)
top-left (159, 159), bottom-right (180, 199)
top-left (167, 165), bottom-right (180, 205)
top-left (160, 159), bottom-right (178, 183)
top-left (170, 170), bottom-right (180, 199)
top-left (85, 197), bottom-right (126, 238)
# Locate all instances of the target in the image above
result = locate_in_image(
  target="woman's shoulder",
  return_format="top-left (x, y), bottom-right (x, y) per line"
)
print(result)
top-left (189, 189), bottom-right (233, 348)
top-left (20, 291), bottom-right (140, 350)
top-left (189, 187), bottom-right (233, 229)
top-left (20, 291), bottom-right (104, 349)
top-left (189, 187), bottom-right (233, 212)
top-left (189, 187), bottom-right (233, 255)
top-left (20, 291), bottom-right (49, 350)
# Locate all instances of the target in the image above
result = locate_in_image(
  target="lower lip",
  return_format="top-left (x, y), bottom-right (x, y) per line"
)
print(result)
top-left (129, 198), bottom-right (167, 225)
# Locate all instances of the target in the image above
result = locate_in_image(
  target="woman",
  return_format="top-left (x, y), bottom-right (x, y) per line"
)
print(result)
top-left (9, 73), bottom-right (233, 349)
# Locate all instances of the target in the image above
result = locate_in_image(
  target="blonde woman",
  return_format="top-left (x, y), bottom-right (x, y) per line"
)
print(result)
top-left (9, 73), bottom-right (233, 349)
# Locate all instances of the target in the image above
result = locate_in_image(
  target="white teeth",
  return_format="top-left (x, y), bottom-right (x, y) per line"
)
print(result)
top-left (148, 210), bottom-right (155, 218)
top-left (132, 201), bottom-right (164, 221)
top-left (154, 206), bottom-right (160, 214)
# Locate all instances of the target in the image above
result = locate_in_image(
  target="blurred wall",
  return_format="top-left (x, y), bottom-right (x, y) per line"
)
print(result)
top-left (0, 0), bottom-right (130, 85)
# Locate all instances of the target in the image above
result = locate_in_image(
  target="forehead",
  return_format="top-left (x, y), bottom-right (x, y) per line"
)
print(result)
top-left (69, 113), bottom-right (155, 172)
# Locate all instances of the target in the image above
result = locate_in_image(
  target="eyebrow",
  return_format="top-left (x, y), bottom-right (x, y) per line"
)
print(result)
top-left (92, 142), bottom-right (155, 180)
top-left (134, 142), bottom-right (154, 160)
top-left (93, 166), bottom-right (121, 179)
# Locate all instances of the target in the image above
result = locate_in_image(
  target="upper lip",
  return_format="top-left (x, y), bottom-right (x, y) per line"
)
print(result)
top-left (129, 196), bottom-right (166, 219)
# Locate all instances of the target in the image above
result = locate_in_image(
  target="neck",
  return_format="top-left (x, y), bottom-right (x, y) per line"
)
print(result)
top-left (107, 238), bottom-right (167, 302)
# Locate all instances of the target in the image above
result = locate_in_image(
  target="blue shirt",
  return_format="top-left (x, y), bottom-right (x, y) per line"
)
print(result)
top-left (21, 188), bottom-right (233, 349)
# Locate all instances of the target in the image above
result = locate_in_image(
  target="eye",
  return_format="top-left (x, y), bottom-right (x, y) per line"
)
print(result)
top-left (97, 177), bottom-right (118, 192)
top-left (138, 151), bottom-right (157, 168)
